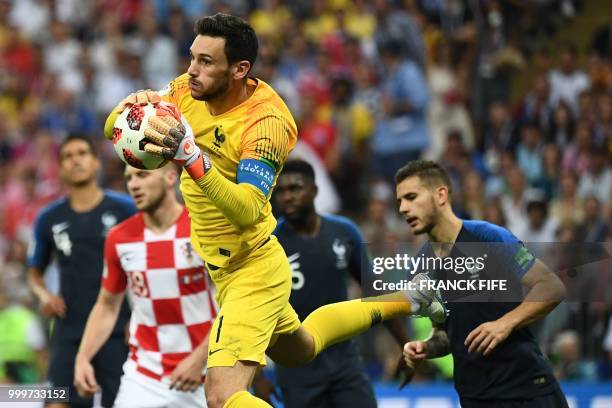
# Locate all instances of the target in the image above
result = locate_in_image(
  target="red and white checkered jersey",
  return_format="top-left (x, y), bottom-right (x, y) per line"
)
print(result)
top-left (102, 208), bottom-right (216, 382)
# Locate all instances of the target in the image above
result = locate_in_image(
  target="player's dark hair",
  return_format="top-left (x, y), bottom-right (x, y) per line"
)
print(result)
top-left (59, 134), bottom-right (97, 158)
top-left (282, 160), bottom-right (315, 182)
top-left (395, 160), bottom-right (452, 195)
top-left (194, 13), bottom-right (258, 71)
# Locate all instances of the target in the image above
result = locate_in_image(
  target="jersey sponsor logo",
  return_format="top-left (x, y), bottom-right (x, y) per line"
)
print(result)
top-left (287, 252), bottom-right (304, 290)
top-left (332, 239), bottom-right (348, 269)
top-left (51, 222), bottom-right (72, 256)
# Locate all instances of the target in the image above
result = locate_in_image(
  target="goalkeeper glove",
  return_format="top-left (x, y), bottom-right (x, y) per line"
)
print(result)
top-left (141, 106), bottom-right (212, 180)
top-left (113, 89), bottom-right (161, 113)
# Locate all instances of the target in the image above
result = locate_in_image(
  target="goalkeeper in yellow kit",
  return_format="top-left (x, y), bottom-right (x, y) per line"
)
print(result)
top-left (105, 13), bottom-right (444, 408)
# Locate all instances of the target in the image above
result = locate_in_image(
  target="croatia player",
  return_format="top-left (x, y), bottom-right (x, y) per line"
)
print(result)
top-left (74, 164), bottom-right (216, 407)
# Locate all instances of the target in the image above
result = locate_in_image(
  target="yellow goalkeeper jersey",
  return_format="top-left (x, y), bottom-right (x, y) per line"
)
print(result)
top-left (159, 74), bottom-right (297, 268)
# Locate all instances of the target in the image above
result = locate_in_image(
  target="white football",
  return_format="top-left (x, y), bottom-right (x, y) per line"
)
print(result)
top-left (112, 102), bottom-right (181, 170)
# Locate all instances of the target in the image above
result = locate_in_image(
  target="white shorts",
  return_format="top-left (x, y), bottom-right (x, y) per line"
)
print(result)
top-left (113, 365), bottom-right (206, 408)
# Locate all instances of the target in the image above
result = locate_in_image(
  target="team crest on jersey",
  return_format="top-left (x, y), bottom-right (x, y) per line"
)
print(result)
top-left (181, 241), bottom-right (195, 263)
top-left (213, 126), bottom-right (226, 148)
top-left (101, 212), bottom-right (118, 236)
top-left (52, 222), bottom-right (72, 256)
top-left (207, 125), bottom-right (226, 157)
top-left (332, 239), bottom-right (348, 269)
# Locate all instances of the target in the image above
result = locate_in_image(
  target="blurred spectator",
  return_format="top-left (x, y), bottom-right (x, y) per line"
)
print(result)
top-left (499, 166), bottom-right (530, 234)
top-left (578, 196), bottom-right (608, 243)
top-left (94, 49), bottom-right (146, 116)
top-left (126, 12), bottom-right (178, 89)
top-left (426, 38), bottom-right (474, 160)
top-left (460, 170), bottom-right (486, 220)
top-left (371, 40), bottom-right (429, 183)
top-left (88, 12), bottom-right (125, 77)
top-left (548, 43), bottom-right (591, 116)
top-left (578, 148), bottom-right (611, 205)
top-left (562, 120), bottom-right (593, 175)
top-left (2, 164), bottom-right (54, 243)
top-left (8, 0), bottom-right (51, 40)
top-left (471, 0), bottom-right (525, 123)
top-left (552, 331), bottom-right (598, 381)
top-left (298, 92), bottom-right (339, 175)
top-left (517, 72), bottom-right (553, 135)
top-left (590, 22), bottom-right (612, 59)
top-left (514, 200), bottom-right (557, 243)
top-left (249, 0), bottom-right (293, 45)
top-left (547, 100), bottom-right (575, 147)
top-left (550, 171), bottom-right (584, 226)
top-left (594, 92), bottom-right (611, 142)
top-left (537, 144), bottom-right (562, 200)
top-left (359, 180), bottom-right (410, 250)
top-left (373, 0), bottom-right (425, 68)
top-left (39, 85), bottom-right (98, 139)
top-left (328, 74), bottom-right (374, 213)
top-left (516, 123), bottom-right (544, 185)
top-left (481, 101), bottom-right (517, 172)
top-left (166, 6), bottom-right (194, 72)
top-left (44, 20), bottom-right (84, 93)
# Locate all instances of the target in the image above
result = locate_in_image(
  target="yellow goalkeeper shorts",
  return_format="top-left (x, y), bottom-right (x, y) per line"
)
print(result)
top-left (206, 236), bottom-right (301, 368)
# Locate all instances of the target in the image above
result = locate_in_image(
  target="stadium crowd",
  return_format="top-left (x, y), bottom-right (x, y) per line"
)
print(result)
top-left (0, 0), bottom-right (610, 388)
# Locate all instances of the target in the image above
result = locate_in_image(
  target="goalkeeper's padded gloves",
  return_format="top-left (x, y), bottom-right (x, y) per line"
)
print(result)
top-left (169, 118), bottom-right (212, 180)
top-left (113, 90), bottom-right (161, 114)
top-left (141, 104), bottom-right (212, 180)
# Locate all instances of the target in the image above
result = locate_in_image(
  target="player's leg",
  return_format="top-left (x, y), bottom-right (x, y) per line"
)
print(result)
top-left (46, 338), bottom-right (92, 408)
top-left (327, 369), bottom-right (377, 408)
top-left (269, 274), bottom-right (445, 367)
top-left (280, 381), bottom-right (331, 408)
top-left (91, 335), bottom-right (128, 408)
top-left (205, 361), bottom-right (269, 408)
top-left (205, 239), bottom-right (294, 407)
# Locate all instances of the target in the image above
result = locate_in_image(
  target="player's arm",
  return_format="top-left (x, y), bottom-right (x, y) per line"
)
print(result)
top-left (169, 332), bottom-right (210, 391)
top-left (400, 324), bottom-right (449, 387)
top-left (74, 288), bottom-right (125, 397)
top-left (466, 257), bottom-right (566, 356)
top-left (75, 228), bottom-right (128, 397)
top-left (28, 266), bottom-right (67, 318)
top-left (176, 114), bottom-right (291, 228)
top-left (27, 211), bottom-right (66, 318)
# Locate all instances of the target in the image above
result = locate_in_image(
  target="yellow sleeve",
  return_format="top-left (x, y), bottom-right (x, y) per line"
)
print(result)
top-left (193, 168), bottom-right (267, 229)
top-left (192, 113), bottom-right (293, 228)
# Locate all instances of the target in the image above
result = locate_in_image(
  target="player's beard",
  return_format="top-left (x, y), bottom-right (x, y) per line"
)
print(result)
top-left (139, 188), bottom-right (165, 213)
top-left (411, 196), bottom-right (439, 235)
top-left (191, 72), bottom-right (231, 102)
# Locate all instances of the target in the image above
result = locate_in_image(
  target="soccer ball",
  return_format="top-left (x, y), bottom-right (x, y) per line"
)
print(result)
top-left (112, 102), bottom-right (181, 170)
